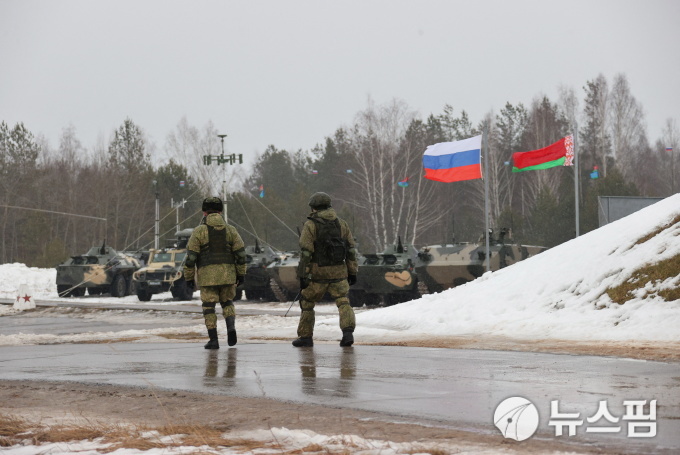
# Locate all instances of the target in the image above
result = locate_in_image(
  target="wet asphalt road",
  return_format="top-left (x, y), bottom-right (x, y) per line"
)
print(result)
top-left (0, 341), bottom-right (678, 452)
top-left (1, 301), bottom-right (679, 453)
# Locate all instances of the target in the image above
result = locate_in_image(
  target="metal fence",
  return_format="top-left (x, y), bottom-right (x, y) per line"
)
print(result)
top-left (598, 196), bottom-right (665, 227)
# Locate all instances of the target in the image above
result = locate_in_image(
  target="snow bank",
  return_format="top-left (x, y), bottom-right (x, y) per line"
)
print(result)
top-left (348, 194), bottom-right (680, 342)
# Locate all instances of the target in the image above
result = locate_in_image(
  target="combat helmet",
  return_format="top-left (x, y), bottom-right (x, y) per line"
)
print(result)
top-left (202, 197), bottom-right (223, 213)
top-left (308, 192), bottom-right (332, 210)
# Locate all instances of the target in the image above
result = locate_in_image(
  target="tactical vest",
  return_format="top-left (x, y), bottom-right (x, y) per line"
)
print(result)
top-left (311, 218), bottom-right (347, 267)
top-left (197, 225), bottom-right (235, 267)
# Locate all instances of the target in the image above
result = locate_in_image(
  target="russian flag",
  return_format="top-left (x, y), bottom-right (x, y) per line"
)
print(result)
top-left (422, 135), bottom-right (482, 182)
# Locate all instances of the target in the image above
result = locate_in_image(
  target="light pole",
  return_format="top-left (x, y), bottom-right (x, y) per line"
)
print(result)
top-left (203, 134), bottom-right (242, 223)
top-left (217, 134), bottom-right (228, 220)
top-left (153, 180), bottom-right (159, 250)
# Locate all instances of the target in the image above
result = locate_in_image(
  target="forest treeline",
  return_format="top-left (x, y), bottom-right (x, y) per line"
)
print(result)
top-left (1, 73), bottom-right (678, 267)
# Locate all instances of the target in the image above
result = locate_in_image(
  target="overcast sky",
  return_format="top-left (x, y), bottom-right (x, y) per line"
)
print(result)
top-left (1, 0), bottom-right (678, 169)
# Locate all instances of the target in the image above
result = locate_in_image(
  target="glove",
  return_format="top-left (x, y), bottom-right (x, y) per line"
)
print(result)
top-left (185, 279), bottom-right (195, 290)
top-left (236, 275), bottom-right (245, 287)
top-left (299, 278), bottom-right (308, 290)
top-left (348, 275), bottom-right (357, 286)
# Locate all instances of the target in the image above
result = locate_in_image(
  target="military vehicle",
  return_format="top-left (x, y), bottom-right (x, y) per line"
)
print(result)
top-left (56, 243), bottom-right (142, 297)
top-left (350, 237), bottom-right (421, 307)
top-left (234, 241), bottom-right (278, 301)
top-left (416, 228), bottom-right (547, 294)
top-left (267, 251), bottom-right (301, 302)
top-left (132, 229), bottom-right (195, 301)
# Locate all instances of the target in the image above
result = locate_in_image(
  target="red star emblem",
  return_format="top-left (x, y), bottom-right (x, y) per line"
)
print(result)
top-left (22, 294), bottom-right (32, 303)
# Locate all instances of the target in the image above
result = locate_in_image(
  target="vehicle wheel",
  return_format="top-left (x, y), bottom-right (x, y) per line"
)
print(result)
top-left (246, 289), bottom-right (263, 300)
top-left (234, 289), bottom-right (243, 301)
top-left (181, 281), bottom-right (194, 301)
top-left (364, 293), bottom-right (381, 307)
top-left (137, 289), bottom-right (153, 301)
top-left (110, 275), bottom-right (127, 297)
top-left (71, 287), bottom-right (85, 297)
top-left (57, 285), bottom-right (71, 297)
top-left (452, 278), bottom-right (469, 287)
top-left (126, 277), bottom-right (137, 296)
top-left (348, 290), bottom-right (364, 308)
top-left (88, 287), bottom-right (102, 296)
top-left (171, 279), bottom-right (191, 301)
top-left (265, 289), bottom-right (276, 302)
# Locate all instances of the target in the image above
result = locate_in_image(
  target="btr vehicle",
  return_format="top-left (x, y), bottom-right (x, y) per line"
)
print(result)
top-left (132, 229), bottom-right (195, 301)
top-left (56, 243), bottom-right (142, 297)
top-left (234, 241), bottom-right (278, 301)
top-left (350, 237), bottom-right (421, 307)
top-left (416, 228), bottom-right (547, 294)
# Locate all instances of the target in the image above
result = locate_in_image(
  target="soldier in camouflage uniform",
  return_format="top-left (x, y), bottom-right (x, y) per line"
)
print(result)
top-left (184, 197), bottom-right (247, 349)
top-left (293, 192), bottom-right (358, 348)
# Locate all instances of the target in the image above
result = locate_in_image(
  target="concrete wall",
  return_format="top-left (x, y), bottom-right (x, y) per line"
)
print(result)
top-left (598, 196), bottom-right (665, 227)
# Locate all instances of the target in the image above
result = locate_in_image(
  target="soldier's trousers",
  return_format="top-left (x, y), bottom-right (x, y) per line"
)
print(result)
top-left (200, 284), bottom-right (236, 330)
top-left (297, 279), bottom-right (355, 338)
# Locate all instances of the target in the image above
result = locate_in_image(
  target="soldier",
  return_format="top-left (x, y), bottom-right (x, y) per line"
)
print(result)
top-left (184, 197), bottom-right (246, 349)
top-left (293, 192), bottom-right (358, 347)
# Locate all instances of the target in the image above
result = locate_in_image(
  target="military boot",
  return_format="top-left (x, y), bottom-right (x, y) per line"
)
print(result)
top-left (204, 328), bottom-right (219, 349)
top-left (292, 337), bottom-right (314, 347)
top-left (340, 328), bottom-right (354, 347)
top-left (225, 316), bottom-right (237, 346)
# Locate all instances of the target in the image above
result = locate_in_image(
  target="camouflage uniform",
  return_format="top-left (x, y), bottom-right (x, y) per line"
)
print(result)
top-left (296, 206), bottom-right (358, 343)
top-left (184, 211), bottom-right (246, 346)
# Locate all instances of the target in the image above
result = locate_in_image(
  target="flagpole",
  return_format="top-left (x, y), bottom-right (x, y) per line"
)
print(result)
top-left (574, 125), bottom-right (580, 238)
top-left (482, 124), bottom-right (490, 272)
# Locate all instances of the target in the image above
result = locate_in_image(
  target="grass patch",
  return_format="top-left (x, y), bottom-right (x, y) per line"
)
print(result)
top-left (606, 253), bottom-right (680, 304)
top-left (158, 332), bottom-right (202, 340)
top-left (0, 413), bottom-right (271, 453)
top-left (70, 337), bottom-right (144, 344)
top-left (634, 214), bottom-right (680, 246)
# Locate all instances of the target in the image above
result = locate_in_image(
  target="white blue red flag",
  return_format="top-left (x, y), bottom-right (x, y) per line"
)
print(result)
top-left (422, 135), bottom-right (482, 182)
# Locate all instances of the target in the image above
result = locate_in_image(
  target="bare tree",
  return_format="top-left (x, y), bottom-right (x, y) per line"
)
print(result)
top-left (581, 74), bottom-right (611, 177)
top-left (660, 118), bottom-right (679, 194)
top-left (165, 117), bottom-right (240, 198)
top-left (608, 73), bottom-right (648, 178)
top-left (344, 98), bottom-right (445, 250)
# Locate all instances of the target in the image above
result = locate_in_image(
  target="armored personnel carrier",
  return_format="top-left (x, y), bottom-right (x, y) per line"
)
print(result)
top-left (234, 241), bottom-right (278, 301)
top-left (416, 228), bottom-right (547, 294)
top-left (56, 243), bottom-right (142, 297)
top-left (267, 251), bottom-right (301, 302)
top-left (132, 229), bottom-right (195, 301)
top-left (350, 237), bottom-right (421, 307)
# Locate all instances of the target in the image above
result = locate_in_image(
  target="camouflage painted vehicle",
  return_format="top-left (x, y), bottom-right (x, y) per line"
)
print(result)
top-left (416, 228), bottom-right (547, 294)
top-left (56, 243), bottom-right (142, 297)
top-left (350, 238), bottom-right (421, 307)
top-left (132, 229), bottom-right (195, 301)
top-left (267, 251), bottom-right (301, 302)
top-left (234, 241), bottom-right (278, 301)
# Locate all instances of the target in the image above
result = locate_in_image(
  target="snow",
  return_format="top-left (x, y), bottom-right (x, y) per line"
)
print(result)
top-left (0, 426), bottom-right (531, 455)
top-left (1, 194), bottom-right (679, 346)
top-left (1, 195), bottom-right (678, 454)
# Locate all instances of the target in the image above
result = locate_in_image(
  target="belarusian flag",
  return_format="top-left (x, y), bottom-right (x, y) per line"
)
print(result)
top-left (512, 135), bottom-right (574, 172)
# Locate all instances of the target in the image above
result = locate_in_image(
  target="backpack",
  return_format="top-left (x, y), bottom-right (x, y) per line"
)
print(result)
top-left (312, 218), bottom-right (347, 267)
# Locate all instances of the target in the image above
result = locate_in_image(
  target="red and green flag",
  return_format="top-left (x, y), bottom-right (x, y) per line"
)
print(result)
top-left (511, 135), bottom-right (574, 172)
